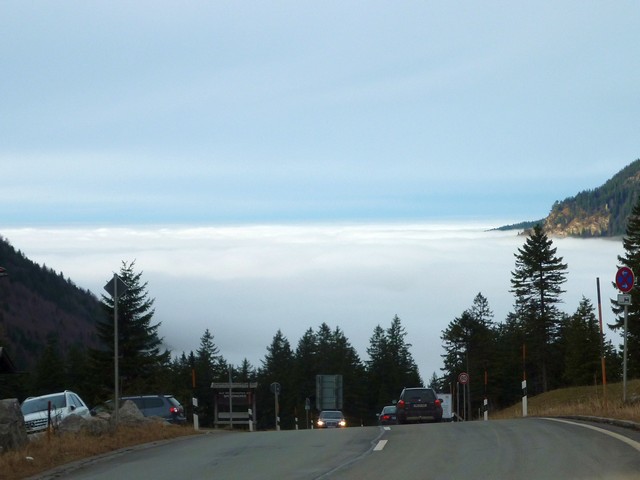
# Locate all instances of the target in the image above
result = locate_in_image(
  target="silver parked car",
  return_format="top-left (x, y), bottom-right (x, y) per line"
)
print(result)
top-left (21, 390), bottom-right (92, 434)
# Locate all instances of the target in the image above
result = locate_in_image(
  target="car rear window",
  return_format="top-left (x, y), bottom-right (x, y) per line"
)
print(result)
top-left (144, 397), bottom-right (164, 409)
top-left (403, 389), bottom-right (436, 402)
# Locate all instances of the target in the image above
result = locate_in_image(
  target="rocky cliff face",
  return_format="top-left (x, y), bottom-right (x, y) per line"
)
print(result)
top-left (543, 205), bottom-right (611, 238)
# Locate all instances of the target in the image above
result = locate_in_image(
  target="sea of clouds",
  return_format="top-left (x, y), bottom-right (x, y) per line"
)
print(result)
top-left (3, 222), bottom-right (624, 382)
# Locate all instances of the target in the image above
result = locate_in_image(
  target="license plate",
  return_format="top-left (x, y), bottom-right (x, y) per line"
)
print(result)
top-left (413, 404), bottom-right (427, 408)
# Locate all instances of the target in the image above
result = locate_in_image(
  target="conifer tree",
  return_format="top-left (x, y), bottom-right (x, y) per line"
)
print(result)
top-left (366, 316), bottom-right (421, 412)
top-left (293, 328), bottom-right (318, 416)
top-left (510, 224), bottom-right (568, 392)
top-left (610, 195), bottom-right (640, 377)
top-left (32, 335), bottom-right (66, 395)
top-left (258, 330), bottom-right (294, 429)
top-left (562, 297), bottom-right (601, 385)
top-left (194, 328), bottom-right (226, 426)
top-left (91, 261), bottom-right (170, 397)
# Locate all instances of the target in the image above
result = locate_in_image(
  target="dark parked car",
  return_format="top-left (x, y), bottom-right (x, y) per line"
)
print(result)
top-left (396, 387), bottom-right (443, 424)
top-left (316, 410), bottom-right (347, 428)
top-left (120, 395), bottom-right (187, 424)
top-left (377, 405), bottom-right (397, 425)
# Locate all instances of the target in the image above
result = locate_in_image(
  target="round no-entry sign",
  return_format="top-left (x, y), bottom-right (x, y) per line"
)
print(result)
top-left (458, 372), bottom-right (469, 385)
top-left (616, 267), bottom-right (635, 293)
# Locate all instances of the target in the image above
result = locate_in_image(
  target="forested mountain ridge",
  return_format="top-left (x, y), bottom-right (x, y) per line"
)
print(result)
top-left (0, 236), bottom-right (103, 371)
top-left (543, 158), bottom-right (640, 237)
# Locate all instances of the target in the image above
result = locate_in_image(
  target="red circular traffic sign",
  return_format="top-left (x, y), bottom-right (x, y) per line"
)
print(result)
top-left (458, 372), bottom-right (469, 385)
top-left (616, 267), bottom-right (635, 293)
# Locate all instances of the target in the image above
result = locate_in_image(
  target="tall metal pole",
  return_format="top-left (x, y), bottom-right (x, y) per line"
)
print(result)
top-left (596, 278), bottom-right (608, 409)
top-left (623, 304), bottom-right (629, 403)
top-left (113, 273), bottom-right (119, 427)
top-left (275, 390), bottom-right (280, 431)
top-left (228, 366), bottom-right (233, 430)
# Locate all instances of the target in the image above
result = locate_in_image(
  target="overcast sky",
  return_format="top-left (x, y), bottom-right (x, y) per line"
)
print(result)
top-left (1, 3), bottom-right (638, 383)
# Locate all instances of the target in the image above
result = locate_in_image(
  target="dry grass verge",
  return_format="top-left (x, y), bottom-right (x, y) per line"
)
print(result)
top-left (1, 422), bottom-right (198, 480)
top-left (492, 379), bottom-right (640, 424)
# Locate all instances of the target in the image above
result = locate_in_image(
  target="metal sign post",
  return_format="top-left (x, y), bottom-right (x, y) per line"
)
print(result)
top-left (104, 273), bottom-right (129, 427)
top-left (616, 267), bottom-right (634, 403)
top-left (270, 382), bottom-right (281, 431)
top-left (458, 373), bottom-right (469, 420)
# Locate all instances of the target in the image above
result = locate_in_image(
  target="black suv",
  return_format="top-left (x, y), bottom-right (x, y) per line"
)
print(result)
top-left (396, 387), bottom-right (443, 424)
top-left (121, 395), bottom-right (187, 424)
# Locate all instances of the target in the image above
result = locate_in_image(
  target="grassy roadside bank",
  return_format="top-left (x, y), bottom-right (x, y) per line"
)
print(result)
top-left (1, 422), bottom-right (200, 480)
top-left (492, 379), bottom-right (640, 423)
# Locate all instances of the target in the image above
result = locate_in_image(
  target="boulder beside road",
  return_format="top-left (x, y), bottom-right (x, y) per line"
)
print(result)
top-left (0, 398), bottom-right (28, 453)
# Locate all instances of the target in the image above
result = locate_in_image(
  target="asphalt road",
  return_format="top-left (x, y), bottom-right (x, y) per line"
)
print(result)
top-left (48, 418), bottom-right (640, 480)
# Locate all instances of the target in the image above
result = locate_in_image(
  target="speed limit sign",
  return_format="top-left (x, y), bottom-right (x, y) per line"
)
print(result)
top-left (458, 372), bottom-right (469, 385)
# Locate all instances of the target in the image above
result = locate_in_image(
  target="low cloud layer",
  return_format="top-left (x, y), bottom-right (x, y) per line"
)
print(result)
top-left (3, 223), bottom-right (624, 382)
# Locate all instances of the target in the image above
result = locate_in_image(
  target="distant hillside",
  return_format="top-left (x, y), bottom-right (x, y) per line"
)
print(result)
top-left (0, 236), bottom-right (103, 371)
top-left (498, 158), bottom-right (640, 237)
top-left (544, 159), bottom-right (640, 237)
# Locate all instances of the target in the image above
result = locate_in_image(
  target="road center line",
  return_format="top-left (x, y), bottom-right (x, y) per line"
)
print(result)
top-left (544, 418), bottom-right (640, 452)
top-left (373, 440), bottom-right (388, 451)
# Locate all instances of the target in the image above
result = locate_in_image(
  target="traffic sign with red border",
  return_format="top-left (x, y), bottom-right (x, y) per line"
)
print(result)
top-left (616, 267), bottom-right (635, 293)
top-left (458, 372), bottom-right (469, 385)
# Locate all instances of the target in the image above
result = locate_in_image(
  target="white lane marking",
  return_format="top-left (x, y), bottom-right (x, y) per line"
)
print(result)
top-left (373, 440), bottom-right (388, 451)
top-left (383, 426), bottom-right (391, 431)
top-left (544, 418), bottom-right (640, 452)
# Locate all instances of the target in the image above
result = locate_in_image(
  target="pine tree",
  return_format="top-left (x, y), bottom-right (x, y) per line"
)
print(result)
top-left (90, 261), bottom-right (170, 397)
top-left (365, 324), bottom-right (392, 408)
top-left (32, 334), bottom-right (66, 396)
top-left (562, 297), bottom-right (601, 386)
top-left (510, 224), bottom-right (568, 392)
top-left (610, 194), bottom-right (640, 377)
top-left (366, 316), bottom-right (421, 413)
top-left (258, 330), bottom-right (294, 429)
top-left (440, 294), bottom-right (496, 419)
top-left (194, 328), bottom-right (225, 426)
top-left (386, 315), bottom-right (422, 388)
top-left (293, 328), bottom-right (319, 417)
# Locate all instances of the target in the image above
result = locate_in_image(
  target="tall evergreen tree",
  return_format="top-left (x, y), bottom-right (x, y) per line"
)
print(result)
top-left (366, 316), bottom-right (421, 414)
top-left (90, 261), bottom-right (170, 398)
top-left (194, 328), bottom-right (226, 427)
top-left (32, 334), bottom-right (66, 396)
top-left (440, 294), bottom-right (496, 419)
top-left (562, 297), bottom-right (601, 386)
top-left (610, 194), bottom-right (640, 377)
top-left (293, 328), bottom-right (319, 417)
top-left (258, 330), bottom-right (294, 429)
top-left (365, 324), bottom-right (392, 409)
top-left (510, 224), bottom-right (568, 392)
top-left (386, 315), bottom-right (422, 388)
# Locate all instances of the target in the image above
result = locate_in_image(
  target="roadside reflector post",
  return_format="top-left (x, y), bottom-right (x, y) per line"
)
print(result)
top-left (192, 397), bottom-right (199, 431)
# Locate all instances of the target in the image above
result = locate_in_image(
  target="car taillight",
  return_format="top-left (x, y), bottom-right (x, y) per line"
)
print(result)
top-left (170, 407), bottom-right (179, 414)
top-left (397, 400), bottom-right (405, 408)
top-left (382, 415), bottom-right (389, 421)
top-left (435, 399), bottom-right (441, 407)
